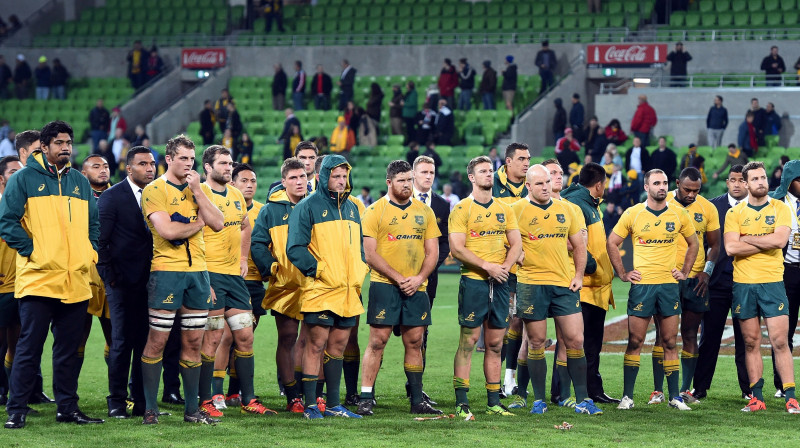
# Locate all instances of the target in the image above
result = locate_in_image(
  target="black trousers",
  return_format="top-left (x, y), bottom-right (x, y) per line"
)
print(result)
top-left (772, 263), bottom-right (800, 390)
top-left (106, 284), bottom-right (149, 410)
top-left (7, 296), bottom-right (87, 415)
top-left (550, 302), bottom-right (608, 399)
top-left (694, 286), bottom-right (750, 395)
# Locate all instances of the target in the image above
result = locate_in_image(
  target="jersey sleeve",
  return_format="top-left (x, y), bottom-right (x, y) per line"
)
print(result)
top-left (705, 201), bottom-right (721, 232)
top-left (142, 183), bottom-right (166, 218)
top-left (504, 203), bottom-right (519, 231)
top-left (361, 203), bottom-right (380, 239)
top-left (775, 199), bottom-right (792, 229)
top-left (424, 207), bottom-right (442, 240)
top-left (612, 208), bottom-right (632, 239)
top-left (448, 201), bottom-right (469, 234)
top-left (724, 208), bottom-right (739, 235)
top-left (567, 204), bottom-right (582, 236)
top-left (679, 208), bottom-right (695, 238)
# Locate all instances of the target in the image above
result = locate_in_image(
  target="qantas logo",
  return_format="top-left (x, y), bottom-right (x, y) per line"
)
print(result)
top-left (387, 233), bottom-right (422, 241)
top-left (638, 237), bottom-right (675, 245)
top-left (529, 232), bottom-right (565, 240)
top-left (470, 229), bottom-right (504, 237)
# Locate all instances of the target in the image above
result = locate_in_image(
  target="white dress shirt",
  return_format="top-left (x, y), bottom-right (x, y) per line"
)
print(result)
top-left (413, 187), bottom-right (432, 207)
top-left (784, 191), bottom-right (799, 263)
top-left (127, 175), bottom-right (144, 209)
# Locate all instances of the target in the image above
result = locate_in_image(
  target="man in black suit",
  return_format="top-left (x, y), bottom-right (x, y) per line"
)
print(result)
top-left (693, 164), bottom-right (751, 399)
top-left (338, 59), bottom-right (356, 111)
top-left (97, 146), bottom-right (156, 418)
top-left (311, 65), bottom-right (333, 111)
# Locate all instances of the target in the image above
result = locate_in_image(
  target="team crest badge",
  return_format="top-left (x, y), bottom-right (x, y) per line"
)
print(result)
top-left (666, 222), bottom-right (675, 232)
top-left (556, 214), bottom-right (565, 223)
top-left (496, 213), bottom-right (505, 223)
top-left (766, 216), bottom-right (775, 225)
top-left (234, 201), bottom-right (241, 211)
top-left (694, 213), bottom-right (703, 223)
top-left (415, 215), bottom-right (424, 225)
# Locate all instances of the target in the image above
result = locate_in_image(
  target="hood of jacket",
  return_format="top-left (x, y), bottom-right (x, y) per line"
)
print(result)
top-left (316, 154), bottom-right (353, 206)
top-left (267, 183), bottom-right (304, 206)
top-left (27, 150), bottom-right (71, 178)
top-left (561, 183), bottom-right (600, 210)
top-left (769, 159), bottom-right (800, 200)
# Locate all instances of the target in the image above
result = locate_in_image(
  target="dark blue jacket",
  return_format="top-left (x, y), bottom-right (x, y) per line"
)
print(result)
top-left (34, 66), bottom-right (51, 88)
top-left (737, 120), bottom-right (755, 156)
top-left (706, 105), bottom-right (728, 130)
top-left (570, 101), bottom-right (585, 128)
top-left (708, 193), bottom-right (735, 291)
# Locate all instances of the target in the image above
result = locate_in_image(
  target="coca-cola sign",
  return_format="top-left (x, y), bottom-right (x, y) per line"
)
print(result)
top-left (586, 44), bottom-right (667, 68)
top-left (181, 48), bottom-right (227, 69)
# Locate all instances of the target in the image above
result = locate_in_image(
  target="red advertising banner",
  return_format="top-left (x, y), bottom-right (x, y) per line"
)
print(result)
top-left (181, 48), bottom-right (227, 69)
top-left (586, 44), bottom-right (667, 68)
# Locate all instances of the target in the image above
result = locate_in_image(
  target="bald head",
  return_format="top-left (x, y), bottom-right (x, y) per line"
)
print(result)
top-left (526, 164), bottom-right (551, 204)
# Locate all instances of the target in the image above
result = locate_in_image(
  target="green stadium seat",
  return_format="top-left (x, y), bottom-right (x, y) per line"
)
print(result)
top-left (563, 16), bottom-right (578, 29)
top-left (594, 15), bottom-right (610, 27)
top-left (685, 12), bottom-right (701, 28)
top-left (750, 12), bottom-right (766, 25)
top-left (532, 3), bottom-right (545, 15)
top-left (607, 1), bottom-right (623, 14)
top-left (715, 0), bottom-right (732, 12)
top-left (701, 15), bottom-right (716, 27)
top-left (579, 16), bottom-right (593, 29)
top-left (718, 12), bottom-right (734, 26)
top-left (747, 0), bottom-right (764, 11)
top-left (50, 22), bottom-right (64, 35)
top-left (609, 15), bottom-right (625, 27)
top-left (698, 0), bottom-right (714, 12)
top-left (733, 13), bottom-right (749, 26)
top-left (546, 3), bottom-right (561, 15)
top-left (563, 3), bottom-right (577, 14)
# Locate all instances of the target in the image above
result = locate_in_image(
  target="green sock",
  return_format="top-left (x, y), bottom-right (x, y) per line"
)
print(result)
top-left (623, 354), bottom-right (640, 398)
top-left (751, 378), bottom-right (765, 401)
top-left (343, 350), bottom-right (360, 398)
top-left (234, 349), bottom-right (256, 404)
top-left (527, 348), bottom-right (547, 402)
top-left (212, 370), bottom-right (225, 396)
top-left (179, 359), bottom-right (202, 414)
top-left (198, 352), bottom-right (215, 402)
top-left (404, 364), bottom-right (424, 405)
top-left (652, 346), bottom-right (664, 392)
top-left (486, 382), bottom-right (501, 407)
top-left (316, 379), bottom-right (325, 398)
top-left (506, 335), bottom-right (522, 371)
top-left (784, 383), bottom-right (796, 401)
top-left (680, 350), bottom-right (698, 392)
top-left (302, 374), bottom-right (318, 407)
top-left (664, 359), bottom-right (680, 400)
top-left (453, 376), bottom-right (469, 405)
top-left (323, 351), bottom-right (344, 407)
top-left (556, 360), bottom-right (571, 399)
top-left (141, 356), bottom-right (163, 412)
top-left (284, 380), bottom-right (299, 402)
top-left (516, 359), bottom-right (529, 399)
top-left (566, 350), bottom-right (588, 402)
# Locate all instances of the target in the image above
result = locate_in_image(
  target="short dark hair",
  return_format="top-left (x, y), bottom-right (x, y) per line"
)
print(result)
top-left (745, 111), bottom-right (755, 119)
top-left (459, 58), bottom-right (467, 64)
top-left (444, 58), bottom-right (452, 65)
top-left (15, 130), bottom-right (40, 155)
top-left (743, 161), bottom-right (765, 181)
top-left (295, 140), bottom-right (318, 155)
top-left (232, 163), bottom-right (255, 180)
top-left (83, 154), bottom-right (107, 165)
top-left (751, 97), bottom-right (759, 103)
top-left (542, 158), bottom-right (559, 167)
top-left (386, 160), bottom-right (412, 180)
top-left (572, 93), bottom-right (580, 100)
top-left (40, 120), bottom-right (73, 146)
top-left (728, 143), bottom-right (737, 150)
top-left (0, 156), bottom-right (21, 176)
top-left (315, 154), bottom-right (326, 174)
top-left (679, 167), bottom-right (702, 183)
top-left (716, 95), bottom-right (723, 102)
top-left (578, 162), bottom-right (606, 187)
top-left (202, 145), bottom-right (231, 172)
top-left (643, 168), bottom-right (666, 184)
top-left (165, 134), bottom-right (195, 157)
top-left (295, 60), bottom-right (302, 68)
top-left (467, 155), bottom-right (492, 176)
top-left (281, 157), bottom-right (306, 179)
top-left (504, 142), bottom-right (529, 161)
top-left (362, 186), bottom-right (371, 193)
top-left (126, 145), bottom-right (153, 165)
top-left (730, 164), bottom-right (744, 174)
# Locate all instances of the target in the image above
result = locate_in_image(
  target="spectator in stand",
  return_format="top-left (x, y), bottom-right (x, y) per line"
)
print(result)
top-left (89, 99), bottom-right (110, 152)
top-left (425, 83), bottom-right (440, 110)
top-left (583, 116), bottom-right (602, 161)
top-left (650, 136), bottom-right (678, 183)
top-left (366, 82), bottom-right (383, 134)
top-left (338, 59), bottom-right (356, 111)
top-left (8, 15), bottom-right (21, 32)
top-left (765, 102), bottom-right (782, 136)
top-left (226, 102), bottom-right (243, 145)
top-left (262, 0), bottom-right (286, 33)
top-left (0, 55), bottom-right (11, 99)
top-left (604, 118), bottom-right (628, 146)
top-left (405, 141), bottom-right (420, 166)
top-left (501, 55), bottom-right (517, 111)
top-left (94, 139), bottom-right (117, 178)
top-left (222, 128), bottom-right (234, 153)
top-left (619, 169), bottom-right (643, 209)
top-left (769, 156), bottom-right (790, 190)
top-left (555, 128), bottom-right (580, 174)
top-left (569, 93), bottom-right (584, 139)
top-left (737, 111), bottom-right (758, 156)
top-left (449, 170), bottom-right (468, 199)
top-left (292, 61), bottom-right (306, 111)
top-left (761, 45), bottom-right (786, 86)
top-left (311, 64), bottom-right (333, 111)
top-left (441, 183), bottom-right (460, 210)
top-left (603, 203), bottom-right (622, 236)
top-left (359, 104), bottom-right (377, 147)
top-left (389, 84), bottom-right (404, 135)
top-left (434, 98), bottom-right (454, 145)
top-left (535, 40), bottom-right (557, 94)
top-left (666, 42), bottom-right (692, 87)
top-left (34, 56), bottom-right (50, 100)
top-left (329, 116), bottom-right (355, 158)
top-left (343, 101), bottom-right (360, 132)
top-left (50, 58), bottom-right (69, 100)
top-left (437, 58), bottom-right (458, 108)
top-left (0, 120), bottom-right (10, 141)
top-left (278, 108), bottom-right (301, 160)
top-left (402, 81), bottom-right (418, 144)
top-left (679, 143), bottom-right (703, 173)
top-left (706, 95), bottom-right (728, 151)
top-left (109, 127), bottom-right (127, 164)
top-left (630, 94), bottom-right (657, 146)
top-left (479, 60), bottom-right (497, 110)
top-left (605, 143), bottom-right (623, 167)
top-left (356, 186), bottom-right (373, 207)
top-left (457, 58), bottom-right (476, 111)
top-left (488, 146), bottom-right (503, 171)
top-left (625, 136), bottom-right (651, 178)
top-left (0, 130), bottom-right (15, 157)
top-left (606, 162), bottom-right (623, 200)
top-left (108, 107), bottom-right (127, 141)
top-left (423, 142), bottom-right (443, 187)
top-left (239, 132), bottom-right (254, 164)
top-left (552, 98), bottom-right (567, 144)
top-left (145, 47), bottom-right (164, 83)
top-left (272, 63), bottom-right (287, 110)
top-left (200, 100), bottom-right (215, 145)
top-left (748, 98), bottom-right (767, 146)
top-left (415, 102), bottom-right (436, 145)
top-left (713, 143), bottom-right (749, 180)
top-left (126, 40), bottom-right (146, 89)
top-left (214, 88), bottom-right (234, 135)
top-left (131, 124), bottom-right (148, 147)
top-left (13, 54), bottom-right (31, 99)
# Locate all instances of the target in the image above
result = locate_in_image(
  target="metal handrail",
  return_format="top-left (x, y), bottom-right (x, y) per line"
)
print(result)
top-left (599, 73), bottom-right (800, 92)
top-left (513, 53), bottom-right (586, 123)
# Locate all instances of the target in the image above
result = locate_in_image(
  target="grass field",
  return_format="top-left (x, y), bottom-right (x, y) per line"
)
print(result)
top-left (2, 274), bottom-right (799, 447)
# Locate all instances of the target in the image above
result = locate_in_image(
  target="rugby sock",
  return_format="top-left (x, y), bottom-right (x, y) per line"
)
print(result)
top-left (486, 382), bottom-right (501, 407)
top-left (104, 344), bottom-right (110, 369)
top-left (505, 329), bottom-right (522, 371)
top-left (198, 352), bottom-right (215, 402)
top-left (316, 379), bottom-right (325, 398)
top-left (322, 351), bottom-right (344, 407)
top-left (227, 354), bottom-right (240, 396)
top-left (664, 359), bottom-right (680, 400)
top-left (750, 378), bottom-right (765, 401)
top-left (233, 349), bottom-right (256, 404)
top-left (784, 383), bottom-right (796, 402)
top-left (623, 354), bottom-right (640, 398)
top-left (294, 366), bottom-right (303, 399)
top-left (302, 374), bottom-right (318, 407)
top-left (566, 349), bottom-right (588, 402)
top-left (343, 349), bottom-right (361, 398)
top-left (680, 350), bottom-right (698, 392)
top-left (360, 386), bottom-right (374, 400)
top-left (516, 359), bottom-right (530, 399)
top-left (527, 347), bottom-right (547, 401)
top-left (453, 376), bottom-right (470, 405)
top-left (652, 346), bottom-right (664, 392)
top-left (141, 355), bottom-right (163, 412)
top-left (556, 359), bottom-right (570, 399)
top-left (212, 370), bottom-right (226, 396)
top-left (179, 359), bottom-right (202, 414)
top-left (4, 354), bottom-right (12, 390)
top-left (284, 380), bottom-right (299, 402)
top-left (404, 363), bottom-right (424, 406)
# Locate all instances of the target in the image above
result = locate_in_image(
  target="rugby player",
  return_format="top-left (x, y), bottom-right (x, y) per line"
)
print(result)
top-left (0, 156), bottom-right (23, 406)
top-left (607, 169), bottom-right (699, 411)
top-left (449, 155), bottom-right (522, 419)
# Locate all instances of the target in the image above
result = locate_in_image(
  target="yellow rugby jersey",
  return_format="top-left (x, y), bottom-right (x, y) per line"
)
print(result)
top-left (725, 198), bottom-right (791, 284)
top-left (0, 239), bottom-right (16, 294)
top-left (667, 192), bottom-right (720, 277)
top-left (362, 196), bottom-right (441, 289)
top-left (244, 200), bottom-right (265, 281)
top-left (142, 177), bottom-right (212, 272)
top-left (449, 197), bottom-right (519, 280)
top-left (513, 199), bottom-right (582, 287)
top-left (203, 185), bottom-right (247, 276)
top-left (612, 202), bottom-right (695, 284)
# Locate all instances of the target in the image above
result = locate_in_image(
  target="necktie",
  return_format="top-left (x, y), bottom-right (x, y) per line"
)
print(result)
top-left (419, 193), bottom-right (428, 204)
top-left (796, 199), bottom-right (800, 225)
